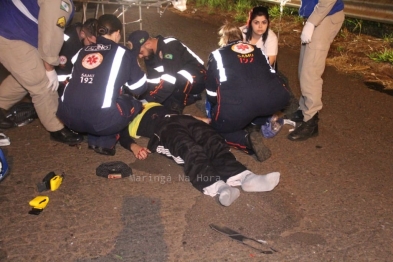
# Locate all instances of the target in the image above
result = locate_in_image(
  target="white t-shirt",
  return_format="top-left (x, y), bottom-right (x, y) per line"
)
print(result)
top-left (240, 26), bottom-right (278, 56)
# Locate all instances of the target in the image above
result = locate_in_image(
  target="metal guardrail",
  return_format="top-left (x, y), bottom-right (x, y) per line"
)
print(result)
top-left (259, 0), bottom-right (393, 25)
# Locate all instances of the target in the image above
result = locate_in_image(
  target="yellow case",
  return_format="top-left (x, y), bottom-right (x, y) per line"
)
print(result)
top-left (50, 175), bottom-right (63, 191)
top-left (29, 196), bottom-right (49, 209)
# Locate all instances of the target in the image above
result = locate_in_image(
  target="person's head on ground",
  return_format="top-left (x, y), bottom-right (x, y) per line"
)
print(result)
top-left (97, 14), bottom-right (122, 43)
top-left (80, 18), bottom-right (98, 46)
top-left (218, 22), bottom-right (243, 47)
top-left (244, 6), bottom-right (271, 44)
top-left (127, 30), bottom-right (156, 60)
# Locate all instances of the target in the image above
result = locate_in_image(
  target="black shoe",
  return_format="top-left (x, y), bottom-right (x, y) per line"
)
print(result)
top-left (248, 131), bottom-right (271, 162)
top-left (284, 109), bottom-right (303, 123)
top-left (0, 108), bottom-right (16, 129)
top-left (287, 114), bottom-right (319, 141)
top-left (6, 102), bottom-right (38, 127)
top-left (50, 128), bottom-right (84, 145)
top-left (93, 146), bottom-right (116, 156)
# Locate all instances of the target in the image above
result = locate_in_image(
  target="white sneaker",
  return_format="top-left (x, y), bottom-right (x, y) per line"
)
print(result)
top-left (0, 133), bottom-right (10, 146)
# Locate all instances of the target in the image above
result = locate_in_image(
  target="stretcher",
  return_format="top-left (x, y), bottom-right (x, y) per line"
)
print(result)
top-left (73, 0), bottom-right (187, 44)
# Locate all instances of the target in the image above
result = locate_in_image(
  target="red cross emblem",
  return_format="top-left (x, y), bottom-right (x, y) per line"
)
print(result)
top-left (82, 53), bottom-right (103, 69)
top-left (237, 43), bottom-right (249, 51)
top-left (232, 43), bottom-right (254, 54)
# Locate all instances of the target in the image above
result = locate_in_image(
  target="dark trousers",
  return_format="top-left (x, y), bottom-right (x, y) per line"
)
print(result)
top-left (210, 74), bottom-right (291, 152)
top-left (57, 95), bottom-right (142, 148)
top-left (148, 115), bottom-right (246, 192)
top-left (219, 130), bottom-right (251, 153)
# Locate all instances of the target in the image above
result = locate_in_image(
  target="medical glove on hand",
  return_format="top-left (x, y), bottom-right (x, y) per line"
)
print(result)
top-left (46, 70), bottom-right (59, 91)
top-left (301, 21), bottom-right (315, 44)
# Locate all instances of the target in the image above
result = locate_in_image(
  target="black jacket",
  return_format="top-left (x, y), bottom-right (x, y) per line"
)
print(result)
top-left (56, 23), bottom-right (83, 81)
top-left (141, 35), bottom-right (206, 103)
top-left (61, 36), bottom-right (147, 110)
top-left (206, 41), bottom-right (290, 132)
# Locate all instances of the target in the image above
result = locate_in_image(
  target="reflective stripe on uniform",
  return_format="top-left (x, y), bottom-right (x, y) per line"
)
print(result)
top-left (102, 47), bottom-right (125, 108)
top-left (163, 38), bottom-right (176, 44)
top-left (182, 43), bottom-right (204, 65)
top-left (147, 77), bottom-right (161, 84)
top-left (212, 50), bottom-right (227, 82)
top-left (206, 89), bottom-right (217, 97)
top-left (58, 74), bottom-right (70, 82)
top-left (161, 74), bottom-right (176, 84)
top-left (163, 37), bottom-right (204, 65)
top-left (177, 69), bottom-right (193, 83)
top-left (71, 49), bottom-right (82, 64)
top-left (154, 66), bottom-right (164, 72)
top-left (125, 74), bottom-right (147, 91)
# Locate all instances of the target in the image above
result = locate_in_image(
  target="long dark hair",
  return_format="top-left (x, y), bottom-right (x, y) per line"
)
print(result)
top-left (97, 14), bottom-right (122, 36)
top-left (244, 6), bottom-right (270, 45)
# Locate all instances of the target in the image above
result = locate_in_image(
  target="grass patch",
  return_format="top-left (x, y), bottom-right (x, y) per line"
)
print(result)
top-left (233, 0), bottom-right (254, 14)
top-left (233, 0), bottom-right (254, 22)
top-left (343, 18), bottom-right (363, 35)
top-left (343, 18), bottom-right (393, 39)
top-left (336, 46), bottom-right (345, 53)
top-left (233, 2), bottom-right (300, 24)
top-left (190, 0), bottom-right (393, 39)
top-left (268, 4), bottom-right (299, 18)
top-left (194, 0), bottom-right (232, 10)
top-left (383, 33), bottom-right (393, 45)
top-left (369, 49), bottom-right (393, 64)
top-left (192, 0), bottom-right (299, 24)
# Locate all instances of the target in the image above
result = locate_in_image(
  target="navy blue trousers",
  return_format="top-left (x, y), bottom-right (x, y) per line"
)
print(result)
top-left (57, 95), bottom-right (142, 148)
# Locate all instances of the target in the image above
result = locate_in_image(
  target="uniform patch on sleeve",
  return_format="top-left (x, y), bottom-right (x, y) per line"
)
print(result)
top-left (60, 1), bottom-right (70, 12)
top-left (56, 16), bottom-right (67, 29)
top-left (231, 43), bottom-right (254, 54)
top-left (164, 53), bottom-right (173, 59)
top-left (82, 53), bottom-right (103, 69)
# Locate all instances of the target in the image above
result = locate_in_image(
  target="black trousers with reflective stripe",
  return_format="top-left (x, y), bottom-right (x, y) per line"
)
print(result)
top-left (148, 115), bottom-right (246, 192)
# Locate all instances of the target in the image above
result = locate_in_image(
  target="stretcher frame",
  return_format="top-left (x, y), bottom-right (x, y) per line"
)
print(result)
top-left (73, 0), bottom-right (176, 45)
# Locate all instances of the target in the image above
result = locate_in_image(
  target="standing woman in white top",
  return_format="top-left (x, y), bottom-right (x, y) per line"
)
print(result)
top-left (240, 6), bottom-right (278, 67)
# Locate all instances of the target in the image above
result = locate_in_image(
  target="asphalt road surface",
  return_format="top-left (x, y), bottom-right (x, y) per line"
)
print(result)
top-left (0, 5), bottom-right (392, 262)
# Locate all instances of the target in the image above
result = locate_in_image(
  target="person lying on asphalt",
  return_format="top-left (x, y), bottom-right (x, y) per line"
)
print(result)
top-left (119, 102), bottom-right (280, 207)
